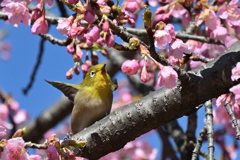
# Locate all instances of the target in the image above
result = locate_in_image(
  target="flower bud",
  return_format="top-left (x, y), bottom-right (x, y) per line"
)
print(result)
top-left (0, 139), bottom-right (8, 148)
top-left (143, 5), bottom-right (152, 30)
top-left (74, 65), bottom-right (80, 75)
top-left (129, 37), bottom-right (140, 50)
top-left (141, 65), bottom-right (150, 83)
top-left (66, 68), bottom-right (74, 79)
top-left (125, 2), bottom-right (138, 13)
top-left (102, 20), bottom-right (110, 32)
top-left (66, 43), bottom-right (75, 54)
top-left (12, 127), bottom-right (27, 138)
top-left (121, 60), bottom-right (140, 75)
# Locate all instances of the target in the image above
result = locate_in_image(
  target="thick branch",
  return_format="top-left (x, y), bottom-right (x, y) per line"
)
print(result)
top-left (71, 41), bottom-right (240, 159)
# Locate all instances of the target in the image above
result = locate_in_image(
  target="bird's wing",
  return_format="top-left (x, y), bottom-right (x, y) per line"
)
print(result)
top-left (111, 78), bottom-right (118, 91)
top-left (45, 80), bottom-right (79, 102)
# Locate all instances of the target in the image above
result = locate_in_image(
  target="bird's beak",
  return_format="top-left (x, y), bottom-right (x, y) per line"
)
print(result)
top-left (101, 64), bottom-right (106, 72)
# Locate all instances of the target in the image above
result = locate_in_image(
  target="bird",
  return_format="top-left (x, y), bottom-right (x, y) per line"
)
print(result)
top-left (45, 64), bottom-right (117, 134)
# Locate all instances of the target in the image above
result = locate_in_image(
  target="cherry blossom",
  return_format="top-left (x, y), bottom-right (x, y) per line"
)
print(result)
top-left (231, 62), bottom-right (240, 81)
top-left (164, 23), bottom-right (176, 38)
top-left (121, 60), bottom-right (140, 75)
top-left (169, 38), bottom-right (190, 59)
top-left (47, 145), bottom-right (59, 160)
top-left (195, 9), bottom-right (220, 30)
top-left (57, 15), bottom-right (75, 36)
top-left (105, 30), bottom-right (115, 48)
top-left (31, 15), bottom-right (49, 35)
top-left (29, 155), bottom-right (43, 160)
top-left (84, 4), bottom-right (95, 24)
top-left (158, 66), bottom-right (178, 89)
top-left (210, 26), bottom-right (228, 41)
top-left (153, 30), bottom-right (172, 50)
top-left (218, 0), bottom-right (240, 27)
top-left (0, 137), bottom-right (28, 160)
top-left (85, 26), bottom-right (100, 47)
top-left (2, 2), bottom-right (31, 27)
top-left (224, 35), bottom-right (238, 48)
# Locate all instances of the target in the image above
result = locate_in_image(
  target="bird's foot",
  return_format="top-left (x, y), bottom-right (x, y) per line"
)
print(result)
top-left (64, 132), bottom-right (73, 140)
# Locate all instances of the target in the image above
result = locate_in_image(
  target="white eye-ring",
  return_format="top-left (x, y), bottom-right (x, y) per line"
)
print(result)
top-left (90, 71), bottom-right (96, 78)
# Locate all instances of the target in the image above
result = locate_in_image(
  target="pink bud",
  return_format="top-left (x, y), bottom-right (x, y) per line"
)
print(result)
top-left (74, 66), bottom-right (80, 75)
top-left (97, 37), bottom-right (106, 47)
top-left (32, 5), bottom-right (42, 20)
top-left (102, 20), bottom-right (110, 32)
top-left (125, 2), bottom-right (138, 13)
top-left (66, 68), bottom-right (74, 79)
top-left (67, 0), bottom-right (79, 4)
top-left (66, 43), bottom-right (75, 54)
top-left (121, 60), bottom-right (140, 75)
top-left (0, 104), bottom-right (9, 121)
top-left (106, 30), bottom-right (115, 48)
top-left (85, 26), bottom-right (100, 47)
top-left (29, 154), bottom-right (44, 160)
top-left (141, 65), bottom-right (150, 83)
top-left (84, 4), bottom-right (95, 24)
top-left (31, 16), bottom-right (49, 35)
top-left (76, 46), bottom-right (83, 59)
top-left (47, 145), bottom-right (59, 160)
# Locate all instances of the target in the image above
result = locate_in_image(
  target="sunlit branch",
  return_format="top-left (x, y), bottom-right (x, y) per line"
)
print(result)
top-left (25, 141), bottom-right (48, 149)
top-left (205, 100), bottom-right (215, 160)
top-left (39, 33), bottom-right (72, 46)
top-left (192, 125), bottom-right (207, 160)
top-left (224, 101), bottom-right (240, 140)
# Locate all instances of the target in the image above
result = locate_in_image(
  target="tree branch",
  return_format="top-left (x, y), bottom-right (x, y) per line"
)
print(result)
top-left (70, 41), bottom-right (240, 159)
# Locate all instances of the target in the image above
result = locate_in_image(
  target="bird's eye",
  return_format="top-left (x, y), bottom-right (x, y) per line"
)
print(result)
top-left (90, 71), bottom-right (96, 78)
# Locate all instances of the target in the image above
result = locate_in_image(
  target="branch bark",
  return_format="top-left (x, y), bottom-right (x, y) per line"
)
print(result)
top-left (71, 41), bottom-right (240, 159)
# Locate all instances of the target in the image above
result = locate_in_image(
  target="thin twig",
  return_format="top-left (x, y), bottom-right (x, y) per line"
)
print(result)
top-left (189, 141), bottom-right (216, 160)
top-left (38, 33), bottom-right (72, 46)
top-left (22, 39), bottom-right (46, 95)
top-left (125, 28), bottom-right (224, 45)
top-left (205, 100), bottom-right (215, 160)
top-left (192, 126), bottom-right (207, 160)
top-left (224, 101), bottom-right (240, 140)
top-left (25, 141), bottom-right (48, 149)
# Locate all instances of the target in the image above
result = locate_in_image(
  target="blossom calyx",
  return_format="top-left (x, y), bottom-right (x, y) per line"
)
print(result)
top-left (129, 37), bottom-right (140, 50)
top-left (0, 139), bottom-right (8, 148)
top-left (155, 21), bottom-right (166, 31)
top-left (138, 44), bottom-right (150, 56)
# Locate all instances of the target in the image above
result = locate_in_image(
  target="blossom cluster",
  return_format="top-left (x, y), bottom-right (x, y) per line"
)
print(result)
top-left (0, 100), bottom-right (28, 139)
top-left (0, 126), bottom-right (84, 160)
